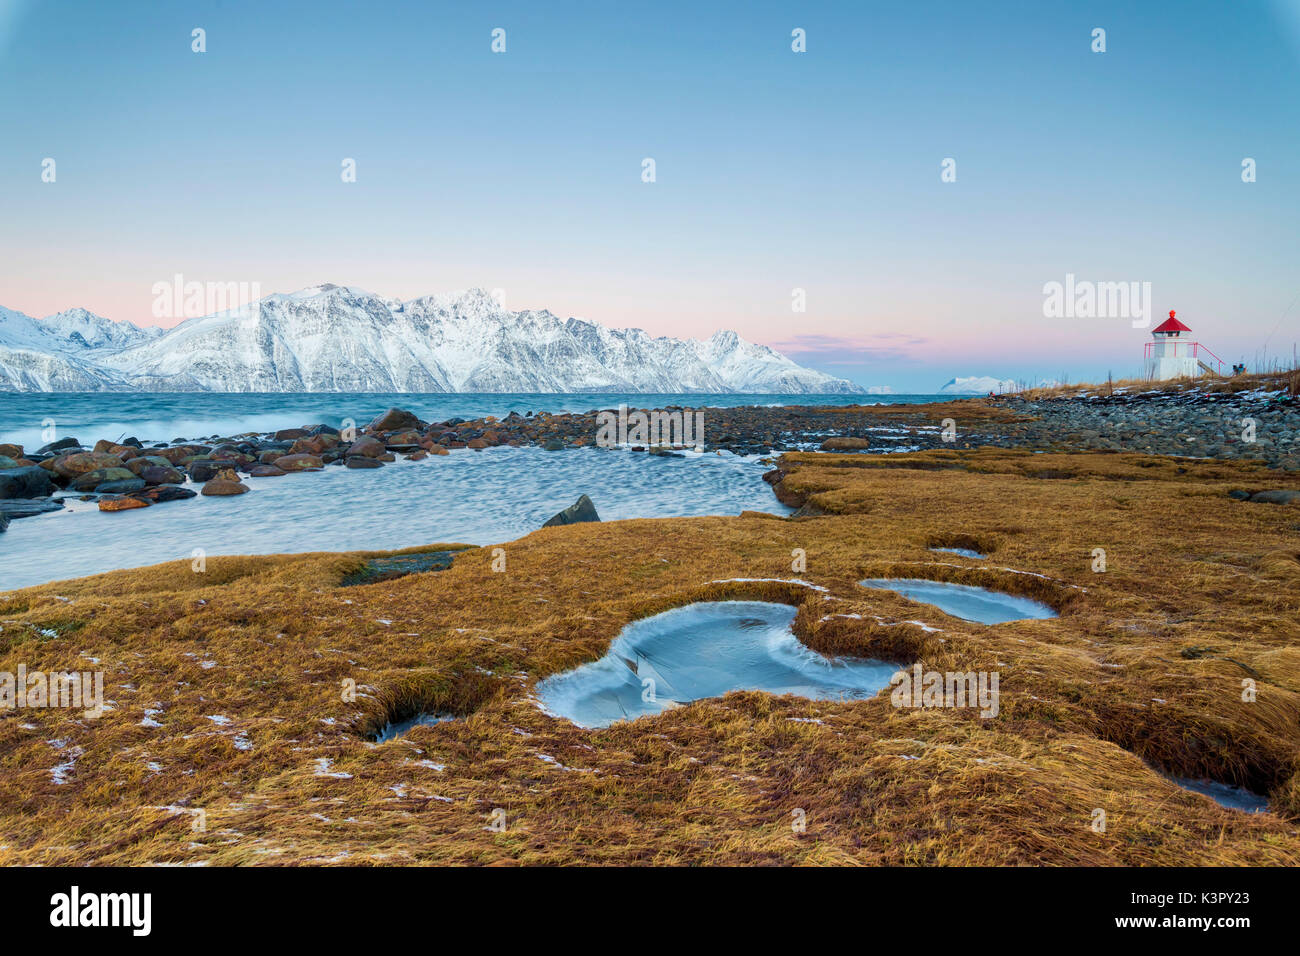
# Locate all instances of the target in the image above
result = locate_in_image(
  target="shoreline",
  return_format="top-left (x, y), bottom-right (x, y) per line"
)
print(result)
top-left (2, 441), bottom-right (1297, 865)
top-left (3, 380), bottom-right (1295, 532)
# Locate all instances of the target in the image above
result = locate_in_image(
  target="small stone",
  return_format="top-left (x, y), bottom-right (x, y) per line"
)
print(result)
top-left (98, 495), bottom-right (151, 512)
top-left (130, 485), bottom-right (198, 504)
top-left (542, 494), bottom-right (600, 528)
top-left (819, 437), bottom-right (872, 451)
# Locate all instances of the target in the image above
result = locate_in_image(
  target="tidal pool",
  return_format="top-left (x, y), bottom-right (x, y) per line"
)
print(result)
top-left (929, 547), bottom-right (986, 559)
top-left (858, 578), bottom-right (1057, 625)
top-left (535, 601), bottom-right (897, 728)
top-left (372, 712), bottom-right (455, 743)
top-left (1170, 776), bottom-right (1270, 813)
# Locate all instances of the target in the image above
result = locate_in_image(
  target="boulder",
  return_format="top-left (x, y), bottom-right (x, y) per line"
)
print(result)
top-left (248, 464), bottom-right (287, 477)
top-left (289, 435), bottom-right (334, 455)
top-left (124, 455), bottom-right (174, 476)
top-left (347, 436), bottom-right (386, 458)
top-left (427, 444), bottom-right (449, 456)
top-left (69, 467), bottom-right (138, 492)
top-left (36, 437), bottom-right (81, 455)
top-left (542, 438), bottom-right (565, 451)
top-left (94, 477), bottom-right (147, 495)
top-left (467, 438), bottom-right (490, 450)
top-left (542, 494), bottom-right (601, 528)
top-left (52, 451), bottom-right (124, 479)
top-left (1249, 490), bottom-right (1300, 505)
top-left (272, 453), bottom-right (324, 472)
top-left (0, 465), bottom-right (56, 499)
top-left (140, 465), bottom-right (184, 485)
top-left (0, 443), bottom-right (23, 460)
top-left (98, 495), bottom-right (150, 512)
top-left (346, 456), bottom-right (384, 469)
top-left (201, 476), bottom-right (250, 496)
top-left (367, 408), bottom-right (421, 433)
top-left (0, 456), bottom-right (20, 470)
top-left (188, 459), bottom-right (240, 483)
top-left (108, 444), bottom-right (141, 460)
top-left (0, 498), bottom-right (64, 519)
top-left (156, 444), bottom-right (211, 465)
top-left (274, 428), bottom-right (310, 441)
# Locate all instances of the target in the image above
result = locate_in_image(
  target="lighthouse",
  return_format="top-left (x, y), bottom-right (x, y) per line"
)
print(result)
top-left (1143, 311), bottom-right (1226, 381)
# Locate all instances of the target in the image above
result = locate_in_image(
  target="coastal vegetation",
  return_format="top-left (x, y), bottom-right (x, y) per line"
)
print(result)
top-left (2, 437), bottom-right (1297, 864)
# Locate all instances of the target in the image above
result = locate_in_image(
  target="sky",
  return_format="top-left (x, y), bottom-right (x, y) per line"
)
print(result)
top-left (1, 0), bottom-right (1297, 392)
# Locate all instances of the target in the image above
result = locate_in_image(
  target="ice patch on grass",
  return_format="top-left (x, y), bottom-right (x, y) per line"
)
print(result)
top-left (536, 601), bottom-right (896, 728)
top-left (859, 579), bottom-right (1057, 625)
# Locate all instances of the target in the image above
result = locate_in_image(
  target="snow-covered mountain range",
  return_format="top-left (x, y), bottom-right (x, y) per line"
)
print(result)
top-left (0, 286), bottom-right (862, 393)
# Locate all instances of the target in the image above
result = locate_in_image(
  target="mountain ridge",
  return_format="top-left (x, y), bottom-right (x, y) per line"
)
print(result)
top-left (0, 286), bottom-right (863, 394)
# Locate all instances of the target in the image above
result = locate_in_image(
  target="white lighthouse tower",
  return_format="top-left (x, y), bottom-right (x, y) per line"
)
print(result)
top-left (1144, 311), bottom-right (1225, 381)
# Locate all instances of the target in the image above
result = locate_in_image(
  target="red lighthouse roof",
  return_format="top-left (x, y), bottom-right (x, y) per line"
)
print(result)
top-left (1152, 310), bottom-right (1191, 334)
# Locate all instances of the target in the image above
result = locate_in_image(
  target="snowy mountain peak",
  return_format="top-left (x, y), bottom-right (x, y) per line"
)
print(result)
top-left (0, 286), bottom-right (864, 394)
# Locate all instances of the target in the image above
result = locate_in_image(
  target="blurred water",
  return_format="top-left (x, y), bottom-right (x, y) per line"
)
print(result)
top-left (0, 391), bottom-right (946, 451)
top-left (1170, 776), bottom-right (1270, 813)
top-left (0, 446), bottom-right (792, 591)
top-left (536, 601), bottom-right (897, 728)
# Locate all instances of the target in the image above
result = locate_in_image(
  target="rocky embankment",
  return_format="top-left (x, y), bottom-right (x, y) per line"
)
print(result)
top-left (988, 387), bottom-right (1299, 470)
top-left (1, 386), bottom-right (1296, 531)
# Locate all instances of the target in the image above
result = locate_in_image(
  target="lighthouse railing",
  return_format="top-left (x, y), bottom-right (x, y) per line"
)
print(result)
top-left (1192, 343), bottom-right (1226, 375)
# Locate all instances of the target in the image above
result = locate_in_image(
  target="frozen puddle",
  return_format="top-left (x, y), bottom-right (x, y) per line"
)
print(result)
top-left (372, 712), bottom-right (455, 743)
top-left (1170, 776), bottom-right (1270, 814)
top-left (536, 601), bottom-right (897, 728)
top-left (859, 579), bottom-right (1057, 624)
top-left (930, 547), bottom-right (985, 559)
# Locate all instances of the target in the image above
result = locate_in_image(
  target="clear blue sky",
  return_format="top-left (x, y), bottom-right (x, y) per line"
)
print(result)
top-left (1, 0), bottom-right (1297, 390)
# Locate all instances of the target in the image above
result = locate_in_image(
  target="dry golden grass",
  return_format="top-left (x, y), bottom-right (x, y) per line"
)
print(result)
top-left (1018, 369), bottom-right (1296, 401)
top-left (1, 449), bottom-right (1298, 865)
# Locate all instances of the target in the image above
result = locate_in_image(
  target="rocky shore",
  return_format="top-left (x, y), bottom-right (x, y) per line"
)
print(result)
top-left (1, 382), bottom-right (1296, 531)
